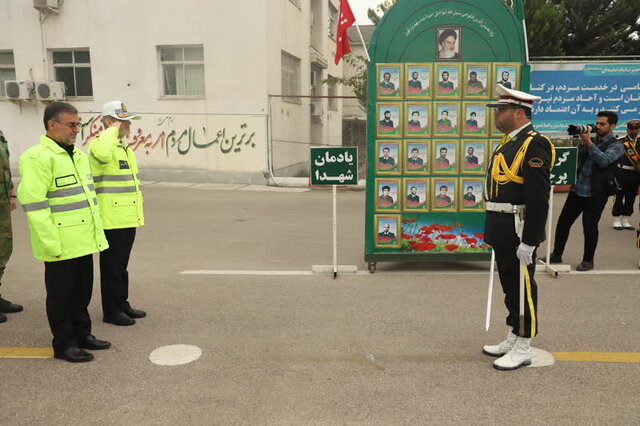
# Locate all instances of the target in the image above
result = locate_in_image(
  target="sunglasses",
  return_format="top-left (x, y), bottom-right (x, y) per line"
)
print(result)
top-left (628, 124), bottom-right (640, 130)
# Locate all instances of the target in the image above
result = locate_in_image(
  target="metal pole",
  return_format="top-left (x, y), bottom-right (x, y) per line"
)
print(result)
top-left (519, 260), bottom-right (525, 336)
top-left (333, 184), bottom-right (337, 279)
top-left (545, 185), bottom-right (553, 267)
top-left (485, 249), bottom-right (496, 331)
top-left (354, 24), bottom-right (371, 62)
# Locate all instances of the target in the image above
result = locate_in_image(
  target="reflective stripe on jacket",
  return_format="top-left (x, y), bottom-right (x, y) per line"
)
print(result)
top-left (17, 135), bottom-right (108, 262)
top-left (88, 127), bottom-right (144, 229)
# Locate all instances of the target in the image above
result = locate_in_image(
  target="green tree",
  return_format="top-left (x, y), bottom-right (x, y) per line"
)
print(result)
top-left (563, 0), bottom-right (640, 55)
top-left (524, 0), bottom-right (566, 56)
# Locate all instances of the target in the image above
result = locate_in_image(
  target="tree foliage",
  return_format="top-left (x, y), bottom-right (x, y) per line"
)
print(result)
top-left (523, 0), bottom-right (565, 56)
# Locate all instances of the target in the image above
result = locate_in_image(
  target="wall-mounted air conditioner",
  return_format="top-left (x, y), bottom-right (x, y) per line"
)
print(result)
top-left (310, 101), bottom-right (324, 117)
top-left (310, 71), bottom-right (318, 89)
top-left (35, 81), bottom-right (66, 101)
top-left (33, 0), bottom-right (60, 12)
top-left (4, 80), bottom-right (35, 100)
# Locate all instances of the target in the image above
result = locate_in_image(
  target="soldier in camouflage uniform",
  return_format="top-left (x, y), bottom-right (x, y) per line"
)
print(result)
top-left (0, 130), bottom-right (23, 323)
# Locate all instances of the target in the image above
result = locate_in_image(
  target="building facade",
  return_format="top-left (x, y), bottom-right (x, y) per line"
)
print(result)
top-left (0, 0), bottom-right (346, 183)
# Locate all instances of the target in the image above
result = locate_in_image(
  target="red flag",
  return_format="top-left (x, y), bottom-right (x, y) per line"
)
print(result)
top-left (334, 0), bottom-right (356, 65)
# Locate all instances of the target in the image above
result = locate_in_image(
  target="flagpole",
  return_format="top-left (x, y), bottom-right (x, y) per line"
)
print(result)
top-left (354, 22), bottom-right (371, 62)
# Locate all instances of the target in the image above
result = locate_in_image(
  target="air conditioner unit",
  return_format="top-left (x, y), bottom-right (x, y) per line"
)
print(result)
top-left (4, 80), bottom-right (35, 100)
top-left (310, 101), bottom-right (323, 117)
top-left (35, 81), bottom-right (66, 101)
top-left (310, 71), bottom-right (317, 89)
top-left (33, 0), bottom-right (60, 12)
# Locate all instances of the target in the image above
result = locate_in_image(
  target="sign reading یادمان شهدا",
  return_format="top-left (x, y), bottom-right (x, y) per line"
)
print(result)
top-left (550, 147), bottom-right (577, 186)
top-left (310, 147), bottom-right (358, 185)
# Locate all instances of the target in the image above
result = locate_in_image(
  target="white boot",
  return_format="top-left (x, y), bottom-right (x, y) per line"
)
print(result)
top-left (613, 216), bottom-right (622, 230)
top-left (622, 216), bottom-right (634, 230)
top-left (493, 335), bottom-right (532, 370)
top-left (483, 329), bottom-right (517, 357)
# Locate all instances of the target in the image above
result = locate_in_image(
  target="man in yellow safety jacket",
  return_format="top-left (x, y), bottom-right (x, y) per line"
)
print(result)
top-left (18, 102), bottom-right (111, 363)
top-left (89, 100), bottom-right (146, 326)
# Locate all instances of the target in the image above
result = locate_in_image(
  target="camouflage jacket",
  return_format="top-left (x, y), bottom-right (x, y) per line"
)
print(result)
top-left (0, 131), bottom-right (13, 197)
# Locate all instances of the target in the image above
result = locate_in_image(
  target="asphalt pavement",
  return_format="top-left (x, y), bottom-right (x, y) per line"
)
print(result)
top-left (0, 183), bottom-right (638, 425)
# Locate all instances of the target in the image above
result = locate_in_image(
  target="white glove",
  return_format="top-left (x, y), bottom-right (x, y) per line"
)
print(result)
top-left (516, 243), bottom-right (535, 265)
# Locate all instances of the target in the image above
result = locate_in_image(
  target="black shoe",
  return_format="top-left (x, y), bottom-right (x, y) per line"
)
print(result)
top-left (539, 254), bottom-right (562, 264)
top-left (0, 297), bottom-right (23, 313)
top-left (103, 312), bottom-right (136, 326)
top-left (0, 312), bottom-right (6, 323)
top-left (576, 261), bottom-right (594, 271)
top-left (124, 306), bottom-right (146, 319)
top-left (54, 347), bottom-right (94, 363)
top-left (79, 334), bottom-right (111, 350)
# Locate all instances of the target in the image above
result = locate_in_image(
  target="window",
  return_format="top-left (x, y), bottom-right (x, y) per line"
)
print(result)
top-left (52, 49), bottom-right (93, 97)
top-left (0, 51), bottom-right (17, 98)
top-left (159, 45), bottom-right (205, 97)
top-left (281, 51), bottom-right (301, 102)
top-left (328, 77), bottom-right (338, 111)
top-left (328, 2), bottom-right (338, 39)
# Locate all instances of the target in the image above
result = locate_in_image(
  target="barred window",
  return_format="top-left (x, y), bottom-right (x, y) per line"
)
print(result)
top-left (328, 2), bottom-right (338, 39)
top-left (160, 45), bottom-right (205, 97)
top-left (0, 51), bottom-right (16, 97)
top-left (52, 49), bottom-right (93, 97)
top-left (281, 51), bottom-right (301, 102)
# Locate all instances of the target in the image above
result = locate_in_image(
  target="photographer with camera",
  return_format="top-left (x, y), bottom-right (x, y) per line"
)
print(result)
top-left (612, 119), bottom-right (640, 230)
top-left (544, 111), bottom-right (624, 271)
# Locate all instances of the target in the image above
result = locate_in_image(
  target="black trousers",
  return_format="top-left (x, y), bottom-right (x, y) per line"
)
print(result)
top-left (552, 191), bottom-right (609, 262)
top-left (100, 228), bottom-right (136, 316)
top-left (612, 168), bottom-right (640, 217)
top-left (44, 255), bottom-right (93, 352)
top-left (493, 247), bottom-right (538, 338)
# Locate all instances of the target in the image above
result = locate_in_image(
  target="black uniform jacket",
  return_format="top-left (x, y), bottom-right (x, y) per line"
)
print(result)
top-left (485, 124), bottom-right (553, 248)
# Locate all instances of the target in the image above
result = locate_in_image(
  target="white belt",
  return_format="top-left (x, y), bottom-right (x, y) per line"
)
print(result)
top-left (485, 202), bottom-right (525, 214)
top-left (617, 164), bottom-right (637, 171)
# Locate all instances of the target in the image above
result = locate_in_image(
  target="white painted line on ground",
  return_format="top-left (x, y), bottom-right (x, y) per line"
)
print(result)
top-left (181, 269), bottom-right (640, 276)
top-left (149, 344), bottom-right (203, 366)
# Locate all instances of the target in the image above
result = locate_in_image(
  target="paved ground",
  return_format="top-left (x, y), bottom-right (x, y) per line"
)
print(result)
top-left (1, 184), bottom-right (639, 424)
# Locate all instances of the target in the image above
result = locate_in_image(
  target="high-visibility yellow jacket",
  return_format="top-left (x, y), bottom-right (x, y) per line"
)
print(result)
top-left (17, 135), bottom-right (108, 262)
top-left (88, 127), bottom-right (144, 229)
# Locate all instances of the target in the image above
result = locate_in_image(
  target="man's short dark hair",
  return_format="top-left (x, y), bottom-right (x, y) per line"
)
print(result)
top-left (411, 148), bottom-right (419, 153)
top-left (384, 110), bottom-right (391, 115)
top-left (597, 110), bottom-right (618, 126)
top-left (467, 186), bottom-right (473, 191)
top-left (43, 102), bottom-right (78, 130)
top-left (439, 29), bottom-right (457, 45)
top-left (470, 71), bottom-right (477, 77)
top-left (382, 185), bottom-right (390, 191)
top-left (382, 147), bottom-right (390, 152)
top-left (439, 185), bottom-right (448, 191)
top-left (440, 147), bottom-right (447, 152)
top-left (470, 112), bottom-right (476, 117)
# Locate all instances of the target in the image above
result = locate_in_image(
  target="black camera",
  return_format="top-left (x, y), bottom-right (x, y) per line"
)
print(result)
top-left (567, 124), bottom-right (596, 135)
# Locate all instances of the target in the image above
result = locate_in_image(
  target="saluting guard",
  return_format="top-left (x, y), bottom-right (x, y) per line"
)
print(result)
top-left (483, 84), bottom-right (555, 370)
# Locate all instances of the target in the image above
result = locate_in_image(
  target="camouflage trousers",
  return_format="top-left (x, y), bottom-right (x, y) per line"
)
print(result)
top-left (0, 198), bottom-right (13, 295)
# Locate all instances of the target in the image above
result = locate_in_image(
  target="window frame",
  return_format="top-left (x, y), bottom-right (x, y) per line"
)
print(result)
top-left (158, 45), bottom-right (206, 99)
top-left (0, 51), bottom-right (16, 99)
top-left (50, 48), bottom-right (93, 99)
top-left (281, 50), bottom-right (301, 104)
top-left (328, 1), bottom-right (338, 40)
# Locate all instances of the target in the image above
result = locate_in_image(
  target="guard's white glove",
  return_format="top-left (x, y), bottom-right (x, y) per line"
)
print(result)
top-left (516, 243), bottom-right (535, 265)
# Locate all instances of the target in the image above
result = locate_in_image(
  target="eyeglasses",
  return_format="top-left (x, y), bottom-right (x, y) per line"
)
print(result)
top-left (628, 125), bottom-right (640, 130)
top-left (56, 121), bottom-right (81, 129)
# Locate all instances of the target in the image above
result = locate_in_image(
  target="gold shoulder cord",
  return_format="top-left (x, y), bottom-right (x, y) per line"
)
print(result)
top-left (489, 132), bottom-right (556, 199)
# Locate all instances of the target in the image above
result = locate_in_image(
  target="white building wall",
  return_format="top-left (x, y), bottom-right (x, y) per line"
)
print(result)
top-left (0, 0), bottom-right (343, 182)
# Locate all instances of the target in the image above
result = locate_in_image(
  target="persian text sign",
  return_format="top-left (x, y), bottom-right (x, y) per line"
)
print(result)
top-left (531, 63), bottom-right (640, 135)
top-left (310, 147), bottom-right (358, 185)
top-left (550, 147), bottom-right (577, 186)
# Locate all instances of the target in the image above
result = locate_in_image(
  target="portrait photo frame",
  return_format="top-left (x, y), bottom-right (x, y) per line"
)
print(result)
top-left (463, 63), bottom-right (490, 98)
top-left (404, 102), bottom-right (431, 137)
top-left (374, 214), bottom-right (401, 248)
top-left (462, 102), bottom-right (489, 137)
top-left (375, 140), bottom-right (402, 175)
top-left (403, 140), bottom-right (429, 175)
top-left (492, 63), bottom-right (521, 96)
top-left (431, 178), bottom-right (457, 212)
top-left (403, 178), bottom-right (429, 212)
top-left (461, 140), bottom-right (487, 175)
top-left (436, 27), bottom-right (461, 62)
top-left (405, 63), bottom-right (432, 99)
top-left (459, 177), bottom-right (485, 211)
top-left (432, 140), bottom-right (458, 175)
top-left (435, 64), bottom-right (461, 99)
top-left (376, 102), bottom-right (403, 138)
top-left (375, 178), bottom-right (401, 213)
top-left (376, 63), bottom-right (403, 100)
top-left (433, 102), bottom-right (460, 137)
